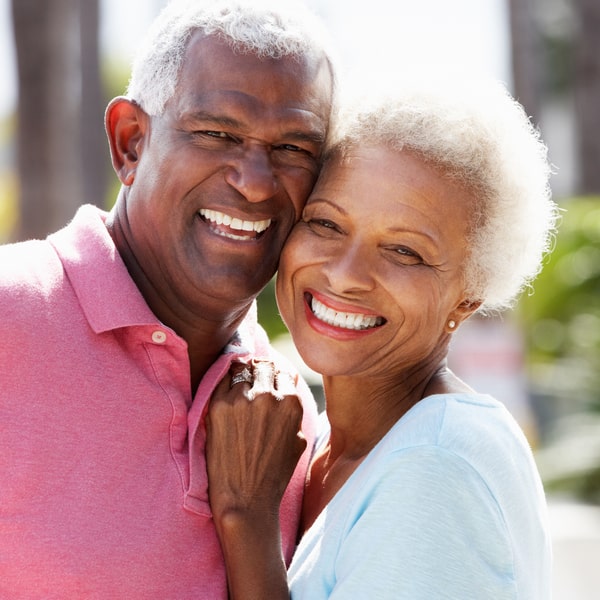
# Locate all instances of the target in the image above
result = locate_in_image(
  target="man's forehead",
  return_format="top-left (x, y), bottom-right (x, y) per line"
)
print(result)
top-left (171, 35), bottom-right (333, 127)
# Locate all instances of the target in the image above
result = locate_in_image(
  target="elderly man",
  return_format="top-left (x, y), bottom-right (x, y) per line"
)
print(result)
top-left (0, 1), bottom-right (336, 597)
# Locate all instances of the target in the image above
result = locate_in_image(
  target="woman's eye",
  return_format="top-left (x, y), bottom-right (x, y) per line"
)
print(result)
top-left (278, 143), bottom-right (303, 152)
top-left (304, 218), bottom-right (340, 234)
top-left (310, 218), bottom-right (336, 229)
top-left (393, 246), bottom-right (424, 264)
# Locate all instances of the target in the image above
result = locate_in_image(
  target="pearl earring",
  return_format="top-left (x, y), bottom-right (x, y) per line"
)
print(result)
top-left (448, 319), bottom-right (456, 330)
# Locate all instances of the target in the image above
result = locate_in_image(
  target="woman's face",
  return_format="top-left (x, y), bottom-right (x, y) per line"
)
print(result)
top-left (276, 145), bottom-right (477, 379)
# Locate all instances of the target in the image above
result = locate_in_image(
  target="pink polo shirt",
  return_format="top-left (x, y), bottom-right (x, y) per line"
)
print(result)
top-left (0, 205), bottom-right (318, 599)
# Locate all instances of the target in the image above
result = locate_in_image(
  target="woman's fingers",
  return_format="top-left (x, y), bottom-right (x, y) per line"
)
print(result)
top-left (230, 364), bottom-right (253, 388)
top-left (218, 359), bottom-right (300, 404)
top-left (274, 370), bottom-right (298, 401)
top-left (247, 359), bottom-right (274, 401)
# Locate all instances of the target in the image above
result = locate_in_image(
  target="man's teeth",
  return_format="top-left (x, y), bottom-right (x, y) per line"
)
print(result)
top-left (200, 209), bottom-right (271, 233)
top-left (311, 296), bottom-right (383, 331)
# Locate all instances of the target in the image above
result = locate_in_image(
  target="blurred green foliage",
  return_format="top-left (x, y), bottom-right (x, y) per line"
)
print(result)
top-left (257, 277), bottom-right (288, 340)
top-left (102, 57), bottom-right (131, 100)
top-left (519, 196), bottom-right (600, 410)
top-left (0, 170), bottom-right (17, 243)
top-left (519, 197), bottom-right (600, 503)
top-left (0, 114), bottom-right (17, 242)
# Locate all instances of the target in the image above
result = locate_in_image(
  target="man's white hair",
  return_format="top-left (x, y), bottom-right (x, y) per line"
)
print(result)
top-left (126, 0), bottom-right (338, 117)
top-left (327, 77), bottom-right (560, 312)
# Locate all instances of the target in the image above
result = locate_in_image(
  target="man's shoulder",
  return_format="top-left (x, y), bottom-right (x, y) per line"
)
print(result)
top-left (0, 205), bottom-right (112, 311)
top-left (0, 237), bottom-right (61, 290)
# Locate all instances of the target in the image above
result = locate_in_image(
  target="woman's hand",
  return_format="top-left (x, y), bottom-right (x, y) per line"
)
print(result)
top-left (206, 359), bottom-right (307, 520)
top-left (205, 359), bottom-right (303, 599)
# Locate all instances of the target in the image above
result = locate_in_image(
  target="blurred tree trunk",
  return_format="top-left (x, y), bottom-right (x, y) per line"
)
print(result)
top-left (11, 0), bottom-right (104, 242)
top-left (80, 0), bottom-right (108, 213)
top-left (508, 0), bottom-right (542, 125)
top-left (573, 0), bottom-right (600, 194)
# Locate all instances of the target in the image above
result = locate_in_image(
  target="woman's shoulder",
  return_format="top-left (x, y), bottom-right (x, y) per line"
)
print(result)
top-left (382, 392), bottom-right (506, 447)
top-left (371, 392), bottom-right (535, 485)
top-left (315, 392), bottom-right (517, 467)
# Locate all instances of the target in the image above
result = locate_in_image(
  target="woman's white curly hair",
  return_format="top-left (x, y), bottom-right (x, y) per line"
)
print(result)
top-left (327, 78), bottom-right (560, 313)
top-left (126, 0), bottom-right (338, 117)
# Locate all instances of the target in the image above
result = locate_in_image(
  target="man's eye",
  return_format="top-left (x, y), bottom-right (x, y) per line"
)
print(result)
top-left (275, 143), bottom-right (314, 157)
top-left (192, 130), bottom-right (238, 142)
top-left (204, 131), bottom-right (230, 139)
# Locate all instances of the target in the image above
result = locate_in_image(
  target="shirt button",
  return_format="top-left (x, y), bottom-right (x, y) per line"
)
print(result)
top-left (151, 330), bottom-right (167, 344)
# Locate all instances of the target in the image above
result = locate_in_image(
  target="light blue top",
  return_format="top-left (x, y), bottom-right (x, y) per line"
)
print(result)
top-left (288, 393), bottom-right (552, 599)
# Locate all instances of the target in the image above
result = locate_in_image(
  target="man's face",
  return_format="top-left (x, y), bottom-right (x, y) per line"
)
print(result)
top-left (121, 33), bottom-right (333, 316)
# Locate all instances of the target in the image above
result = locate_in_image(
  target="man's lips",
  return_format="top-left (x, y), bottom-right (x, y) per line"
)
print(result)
top-left (199, 208), bottom-right (272, 241)
top-left (307, 293), bottom-right (386, 331)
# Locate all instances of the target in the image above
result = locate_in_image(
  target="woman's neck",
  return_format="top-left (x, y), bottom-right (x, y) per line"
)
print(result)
top-left (301, 360), bottom-right (472, 533)
top-left (321, 360), bottom-right (449, 460)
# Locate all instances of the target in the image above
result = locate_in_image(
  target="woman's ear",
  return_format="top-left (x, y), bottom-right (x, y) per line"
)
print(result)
top-left (105, 97), bottom-right (148, 186)
top-left (446, 299), bottom-right (483, 333)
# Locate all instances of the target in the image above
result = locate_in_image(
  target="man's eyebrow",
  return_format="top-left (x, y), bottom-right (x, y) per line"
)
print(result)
top-left (281, 130), bottom-right (326, 144)
top-left (186, 112), bottom-right (245, 130)
top-left (185, 111), bottom-right (326, 144)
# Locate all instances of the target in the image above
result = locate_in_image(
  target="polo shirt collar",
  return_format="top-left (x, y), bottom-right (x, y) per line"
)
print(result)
top-left (48, 205), bottom-right (259, 356)
top-left (48, 204), bottom-right (175, 333)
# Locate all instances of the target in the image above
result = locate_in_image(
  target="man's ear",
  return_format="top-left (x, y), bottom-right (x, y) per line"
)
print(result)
top-left (105, 97), bottom-right (148, 186)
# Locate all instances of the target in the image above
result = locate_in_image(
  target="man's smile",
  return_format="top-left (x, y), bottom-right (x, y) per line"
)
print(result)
top-left (199, 208), bottom-right (272, 241)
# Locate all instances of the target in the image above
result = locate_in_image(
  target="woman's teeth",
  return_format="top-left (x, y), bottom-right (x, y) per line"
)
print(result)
top-left (200, 209), bottom-right (271, 236)
top-left (310, 296), bottom-right (384, 330)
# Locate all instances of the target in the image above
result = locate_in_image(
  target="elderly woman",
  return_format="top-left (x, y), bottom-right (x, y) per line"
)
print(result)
top-left (206, 79), bottom-right (558, 599)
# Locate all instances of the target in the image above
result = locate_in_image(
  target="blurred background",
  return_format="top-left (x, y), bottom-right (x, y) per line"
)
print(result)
top-left (0, 0), bottom-right (599, 596)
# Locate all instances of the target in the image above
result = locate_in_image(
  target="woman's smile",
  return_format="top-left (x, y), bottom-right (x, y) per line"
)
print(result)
top-left (306, 292), bottom-right (385, 331)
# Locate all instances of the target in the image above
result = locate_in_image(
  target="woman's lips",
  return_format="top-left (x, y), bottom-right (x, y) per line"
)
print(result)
top-left (305, 292), bottom-right (386, 332)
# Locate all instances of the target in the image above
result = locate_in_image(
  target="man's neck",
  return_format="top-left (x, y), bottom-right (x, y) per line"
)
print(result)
top-left (105, 197), bottom-right (254, 395)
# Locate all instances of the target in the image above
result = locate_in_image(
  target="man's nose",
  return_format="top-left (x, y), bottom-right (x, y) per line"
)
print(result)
top-left (224, 145), bottom-right (278, 203)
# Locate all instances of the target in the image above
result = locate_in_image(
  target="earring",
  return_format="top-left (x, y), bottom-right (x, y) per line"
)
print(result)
top-left (447, 319), bottom-right (456, 330)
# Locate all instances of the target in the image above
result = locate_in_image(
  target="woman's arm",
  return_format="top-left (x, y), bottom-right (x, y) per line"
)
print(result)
top-left (206, 360), bottom-right (304, 600)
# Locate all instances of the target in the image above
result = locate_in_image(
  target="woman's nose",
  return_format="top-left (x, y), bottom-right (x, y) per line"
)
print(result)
top-left (323, 243), bottom-right (376, 293)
